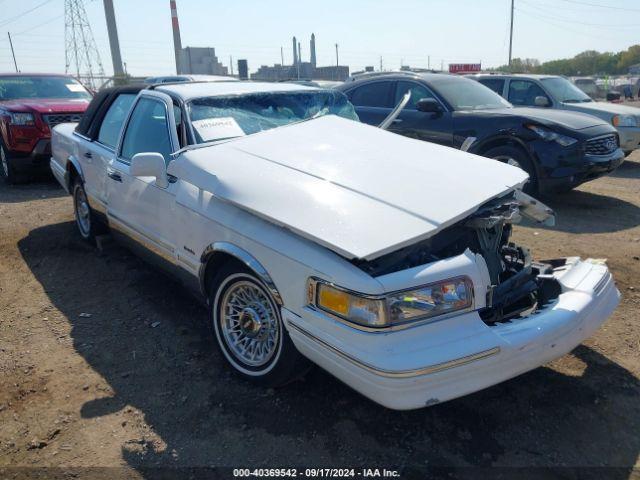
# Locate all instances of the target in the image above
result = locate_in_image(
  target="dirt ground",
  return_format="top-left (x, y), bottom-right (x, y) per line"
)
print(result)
top-left (0, 153), bottom-right (639, 479)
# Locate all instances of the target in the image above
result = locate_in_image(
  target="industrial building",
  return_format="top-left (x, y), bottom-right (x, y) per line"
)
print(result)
top-left (252, 33), bottom-right (349, 82)
top-left (178, 47), bottom-right (228, 76)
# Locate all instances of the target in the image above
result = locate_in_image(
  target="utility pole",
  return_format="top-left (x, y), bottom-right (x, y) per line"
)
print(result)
top-left (428, 55), bottom-right (430, 70)
top-left (102, 0), bottom-right (124, 79)
top-left (229, 55), bottom-right (233, 75)
top-left (280, 46), bottom-right (284, 65)
top-left (7, 32), bottom-right (18, 72)
top-left (170, 0), bottom-right (183, 74)
top-left (508, 0), bottom-right (514, 67)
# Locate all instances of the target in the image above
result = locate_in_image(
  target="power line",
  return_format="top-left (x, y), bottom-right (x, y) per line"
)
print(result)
top-left (519, 0), bottom-right (640, 27)
top-left (556, 0), bottom-right (640, 13)
top-left (13, 14), bottom-right (64, 35)
top-left (0, 0), bottom-right (56, 28)
top-left (514, 7), bottom-right (632, 42)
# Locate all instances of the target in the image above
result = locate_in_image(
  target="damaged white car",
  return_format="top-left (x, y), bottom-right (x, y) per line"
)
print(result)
top-left (50, 81), bottom-right (620, 410)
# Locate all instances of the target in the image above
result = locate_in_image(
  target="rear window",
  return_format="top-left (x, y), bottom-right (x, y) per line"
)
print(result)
top-left (349, 82), bottom-right (394, 108)
top-left (97, 94), bottom-right (136, 149)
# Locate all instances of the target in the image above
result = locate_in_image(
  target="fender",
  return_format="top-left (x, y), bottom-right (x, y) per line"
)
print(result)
top-left (199, 241), bottom-right (283, 305)
top-left (468, 133), bottom-right (532, 158)
top-left (65, 154), bottom-right (85, 191)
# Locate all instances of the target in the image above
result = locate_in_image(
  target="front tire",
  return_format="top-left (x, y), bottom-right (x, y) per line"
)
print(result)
top-left (0, 142), bottom-right (27, 185)
top-left (484, 145), bottom-right (538, 195)
top-left (210, 263), bottom-right (309, 387)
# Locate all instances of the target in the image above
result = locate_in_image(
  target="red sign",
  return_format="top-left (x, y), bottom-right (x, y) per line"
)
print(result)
top-left (449, 63), bottom-right (481, 74)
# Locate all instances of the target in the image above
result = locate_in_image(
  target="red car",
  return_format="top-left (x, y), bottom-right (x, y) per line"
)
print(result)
top-left (0, 73), bottom-right (92, 184)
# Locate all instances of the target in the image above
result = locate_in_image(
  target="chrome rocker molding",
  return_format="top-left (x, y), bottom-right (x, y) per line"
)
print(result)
top-left (199, 242), bottom-right (283, 305)
top-left (287, 320), bottom-right (500, 379)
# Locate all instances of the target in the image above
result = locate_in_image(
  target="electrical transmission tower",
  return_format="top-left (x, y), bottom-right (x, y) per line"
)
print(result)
top-left (64, 0), bottom-right (105, 89)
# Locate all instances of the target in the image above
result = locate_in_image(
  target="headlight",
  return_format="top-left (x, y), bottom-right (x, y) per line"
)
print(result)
top-left (612, 114), bottom-right (638, 127)
top-left (310, 276), bottom-right (474, 328)
top-left (527, 124), bottom-right (577, 147)
top-left (10, 112), bottom-right (35, 126)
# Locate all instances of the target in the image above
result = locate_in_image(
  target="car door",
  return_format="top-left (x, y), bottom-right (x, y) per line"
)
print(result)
top-left (507, 79), bottom-right (552, 108)
top-left (106, 91), bottom-right (180, 269)
top-left (81, 93), bottom-right (137, 212)
top-left (390, 80), bottom-right (454, 147)
top-left (477, 78), bottom-right (506, 97)
top-left (346, 80), bottom-right (395, 126)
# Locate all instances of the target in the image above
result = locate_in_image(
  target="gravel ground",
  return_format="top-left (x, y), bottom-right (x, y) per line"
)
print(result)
top-left (0, 153), bottom-right (639, 479)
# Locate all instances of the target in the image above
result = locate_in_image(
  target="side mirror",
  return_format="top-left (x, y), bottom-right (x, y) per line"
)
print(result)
top-left (534, 96), bottom-right (550, 107)
top-left (416, 98), bottom-right (443, 113)
top-left (130, 152), bottom-right (168, 188)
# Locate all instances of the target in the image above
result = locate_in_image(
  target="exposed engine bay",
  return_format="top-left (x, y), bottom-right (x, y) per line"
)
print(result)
top-left (352, 190), bottom-right (562, 325)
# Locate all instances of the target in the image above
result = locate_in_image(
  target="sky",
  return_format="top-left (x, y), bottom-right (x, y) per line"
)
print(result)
top-left (0, 0), bottom-right (639, 77)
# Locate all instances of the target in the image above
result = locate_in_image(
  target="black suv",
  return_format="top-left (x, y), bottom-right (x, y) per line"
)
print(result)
top-left (337, 72), bottom-right (624, 193)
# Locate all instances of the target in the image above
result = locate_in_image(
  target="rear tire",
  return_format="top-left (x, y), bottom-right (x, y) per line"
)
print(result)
top-left (484, 145), bottom-right (538, 195)
top-left (72, 179), bottom-right (105, 243)
top-left (0, 142), bottom-right (28, 185)
top-left (209, 262), bottom-right (310, 387)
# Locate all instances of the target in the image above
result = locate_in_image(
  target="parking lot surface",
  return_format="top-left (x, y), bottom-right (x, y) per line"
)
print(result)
top-left (1, 154), bottom-right (639, 478)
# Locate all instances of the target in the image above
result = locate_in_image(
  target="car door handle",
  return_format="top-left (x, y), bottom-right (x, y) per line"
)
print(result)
top-left (107, 169), bottom-right (122, 182)
top-left (84, 151), bottom-right (93, 159)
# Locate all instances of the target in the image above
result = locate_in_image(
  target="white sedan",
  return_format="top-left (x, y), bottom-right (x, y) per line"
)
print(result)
top-left (50, 81), bottom-right (620, 410)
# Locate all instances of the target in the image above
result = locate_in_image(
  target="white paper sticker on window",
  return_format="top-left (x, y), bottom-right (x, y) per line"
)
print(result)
top-left (192, 117), bottom-right (245, 141)
top-left (65, 83), bottom-right (86, 92)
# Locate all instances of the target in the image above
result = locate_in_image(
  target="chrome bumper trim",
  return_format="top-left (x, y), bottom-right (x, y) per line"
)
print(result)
top-left (287, 321), bottom-right (500, 379)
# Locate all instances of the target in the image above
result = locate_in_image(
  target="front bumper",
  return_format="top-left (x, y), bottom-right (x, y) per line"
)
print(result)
top-left (616, 126), bottom-right (640, 153)
top-left (538, 147), bottom-right (625, 193)
top-left (284, 258), bottom-right (620, 410)
top-left (9, 138), bottom-right (53, 173)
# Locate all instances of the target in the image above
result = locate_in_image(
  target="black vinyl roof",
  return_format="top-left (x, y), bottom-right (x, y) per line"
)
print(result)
top-left (75, 84), bottom-right (147, 138)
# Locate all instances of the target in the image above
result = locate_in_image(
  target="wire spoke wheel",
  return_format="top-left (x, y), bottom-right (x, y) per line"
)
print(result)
top-left (219, 280), bottom-right (280, 368)
top-left (74, 184), bottom-right (91, 237)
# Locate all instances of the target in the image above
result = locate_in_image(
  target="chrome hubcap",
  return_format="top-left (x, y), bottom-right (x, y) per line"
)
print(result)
top-left (220, 280), bottom-right (279, 367)
top-left (0, 146), bottom-right (8, 177)
top-left (74, 186), bottom-right (91, 236)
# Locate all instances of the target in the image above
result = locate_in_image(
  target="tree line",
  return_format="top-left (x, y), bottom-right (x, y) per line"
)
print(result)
top-left (496, 44), bottom-right (640, 76)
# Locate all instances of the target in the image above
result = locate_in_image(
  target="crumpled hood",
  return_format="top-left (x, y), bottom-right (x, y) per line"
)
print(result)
top-left (169, 115), bottom-right (528, 260)
top-left (0, 98), bottom-right (89, 113)
top-left (561, 101), bottom-right (640, 118)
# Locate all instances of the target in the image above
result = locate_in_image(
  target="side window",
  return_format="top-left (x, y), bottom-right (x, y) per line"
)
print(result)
top-left (349, 81), bottom-right (394, 108)
top-left (479, 79), bottom-right (505, 96)
top-left (395, 81), bottom-right (436, 110)
top-left (121, 97), bottom-right (173, 163)
top-left (97, 93), bottom-right (136, 149)
top-left (508, 80), bottom-right (549, 106)
top-left (173, 104), bottom-right (186, 148)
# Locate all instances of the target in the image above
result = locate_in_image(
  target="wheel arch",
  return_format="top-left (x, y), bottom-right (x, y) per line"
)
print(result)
top-left (65, 155), bottom-right (85, 192)
top-left (199, 242), bottom-right (283, 306)
top-left (471, 135), bottom-right (541, 178)
top-left (472, 135), bottom-right (531, 158)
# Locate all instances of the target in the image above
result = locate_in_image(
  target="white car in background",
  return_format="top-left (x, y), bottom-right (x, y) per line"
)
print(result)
top-left (50, 81), bottom-right (620, 410)
top-left (473, 74), bottom-right (640, 156)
